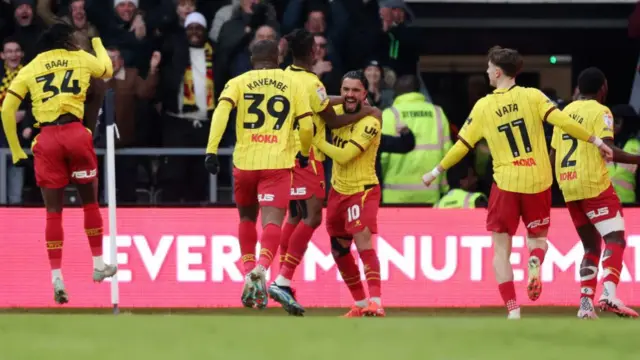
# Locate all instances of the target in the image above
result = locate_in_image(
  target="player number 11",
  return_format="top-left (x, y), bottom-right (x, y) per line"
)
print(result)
top-left (497, 118), bottom-right (532, 158)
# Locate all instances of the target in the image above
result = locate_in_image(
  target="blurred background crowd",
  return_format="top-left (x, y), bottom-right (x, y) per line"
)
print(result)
top-left (1, 0), bottom-right (640, 208)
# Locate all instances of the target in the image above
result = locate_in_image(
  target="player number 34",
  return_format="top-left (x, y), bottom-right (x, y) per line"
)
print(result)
top-left (36, 69), bottom-right (81, 103)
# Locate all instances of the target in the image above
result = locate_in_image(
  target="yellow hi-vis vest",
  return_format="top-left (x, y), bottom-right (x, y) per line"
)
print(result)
top-left (608, 137), bottom-right (640, 204)
top-left (434, 189), bottom-right (486, 208)
top-left (381, 92), bottom-right (452, 204)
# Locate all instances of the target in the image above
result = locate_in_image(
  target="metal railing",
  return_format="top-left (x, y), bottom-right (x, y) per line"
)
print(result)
top-left (0, 148), bottom-right (235, 205)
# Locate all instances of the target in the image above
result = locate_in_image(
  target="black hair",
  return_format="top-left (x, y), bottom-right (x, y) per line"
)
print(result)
top-left (342, 70), bottom-right (369, 90)
top-left (250, 39), bottom-right (279, 65)
top-left (577, 67), bottom-right (606, 96)
top-left (283, 28), bottom-right (315, 61)
top-left (394, 74), bottom-right (419, 95)
top-left (37, 22), bottom-right (77, 52)
top-left (2, 37), bottom-right (21, 50)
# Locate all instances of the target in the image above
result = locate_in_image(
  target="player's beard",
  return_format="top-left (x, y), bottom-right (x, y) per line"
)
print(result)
top-left (343, 97), bottom-right (361, 113)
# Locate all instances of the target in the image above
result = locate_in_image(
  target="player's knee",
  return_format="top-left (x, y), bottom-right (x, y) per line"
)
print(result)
top-left (302, 210), bottom-right (322, 228)
top-left (331, 237), bottom-right (351, 258)
top-left (603, 231), bottom-right (626, 247)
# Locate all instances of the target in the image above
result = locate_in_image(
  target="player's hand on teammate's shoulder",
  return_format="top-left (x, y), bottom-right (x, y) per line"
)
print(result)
top-left (296, 151), bottom-right (309, 168)
top-left (204, 153), bottom-right (219, 175)
top-left (363, 105), bottom-right (382, 120)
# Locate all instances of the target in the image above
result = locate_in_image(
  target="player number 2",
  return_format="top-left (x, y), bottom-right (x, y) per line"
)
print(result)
top-left (497, 118), bottom-right (532, 158)
top-left (36, 70), bottom-right (81, 103)
top-left (347, 205), bottom-right (360, 223)
top-left (561, 134), bottom-right (578, 168)
top-left (243, 93), bottom-right (291, 130)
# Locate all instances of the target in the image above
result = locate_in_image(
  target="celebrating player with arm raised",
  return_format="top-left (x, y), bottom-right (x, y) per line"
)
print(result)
top-left (204, 39), bottom-right (313, 309)
top-left (422, 46), bottom-right (613, 319)
top-left (0, 23), bottom-right (116, 304)
top-left (269, 29), bottom-right (377, 316)
top-left (313, 71), bottom-right (384, 317)
top-left (551, 67), bottom-right (639, 319)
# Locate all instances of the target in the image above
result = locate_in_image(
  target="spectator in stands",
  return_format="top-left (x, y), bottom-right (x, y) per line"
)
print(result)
top-left (434, 157), bottom-right (487, 209)
top-left (231, 24), bottom-right (277, 78)
top-left (311, 33), bottom-right (341, 94)
top-left (93, 47), bottom-right (160, 203)
top-left (11, 0), bottom-right (41, 61)
top-left (37, 0), bottom-right (99, 51)
top-left (380, 75), bottom-right (451, 204)
top-left (158, 12), bottom-right (214, 203)
top-left (0, 38), bottom-right (32, 204)
top-left (608, 104), bottom-right (640, 204)
top-left (216, 0), bottom-right (279, 92)
top-left (209, 0), bottom-right (240, 43)
top-left (364, 60), bottom-right (393, 109)
top-left (155, 0), bottom-right (196, 38)
top-left (379, 0), bottom-right (417, 77)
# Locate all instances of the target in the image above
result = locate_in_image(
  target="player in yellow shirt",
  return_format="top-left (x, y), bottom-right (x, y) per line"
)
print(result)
top-left (311, 71), bottom-right (384, 317)
top-left (0, 23), bottom-right (116, 304)
top-left (551, 67), bottom-right (639, 319)
top-left (422, 46), bottom-right (613, 319)
top-left (268, 29), bottom-right (378, 316)
top-left (204, 39), bottom-right (313, 309)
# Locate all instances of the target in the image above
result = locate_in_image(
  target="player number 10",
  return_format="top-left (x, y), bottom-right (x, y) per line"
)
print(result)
top-left (497, 118), bottom-right (533, 158)
top-left (347, 204), bottom-right (360, 222)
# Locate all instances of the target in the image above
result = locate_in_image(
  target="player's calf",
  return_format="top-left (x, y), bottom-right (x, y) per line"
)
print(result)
top-left (332, 237), bottom-right (369, 310)
top-left (354, 229), bottom-right (383, 310)
top-left (599, 230), bottom-right (638, 317)
top-left (492, 232), bottom-right (520, 318)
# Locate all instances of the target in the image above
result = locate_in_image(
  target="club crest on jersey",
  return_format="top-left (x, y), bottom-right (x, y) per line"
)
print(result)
top-left (316, 86), bottom-right (328, 103)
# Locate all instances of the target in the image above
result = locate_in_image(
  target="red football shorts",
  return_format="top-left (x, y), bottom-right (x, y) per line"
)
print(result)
top-left (290, 159), bottom-right (325, 200)
top-left (566, 185), bottom-right (624, 236)
top-left (233, 167), bottom-right (292, 209)
top-left (486, 183), bottom-right (551, 236)
top-left (32, 122), bottom-right (98, 189)
top-left (326, 185), bottom-right (381, 238)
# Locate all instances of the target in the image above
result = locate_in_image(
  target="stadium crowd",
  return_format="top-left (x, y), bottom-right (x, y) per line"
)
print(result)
top-left (1, 0), bottom-right (639, 207)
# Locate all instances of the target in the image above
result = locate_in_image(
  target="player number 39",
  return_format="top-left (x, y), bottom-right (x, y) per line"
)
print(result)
top-left (243, 93), bottom-right (291, 130)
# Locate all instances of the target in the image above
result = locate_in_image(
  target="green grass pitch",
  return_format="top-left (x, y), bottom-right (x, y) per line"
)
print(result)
top-left (0, 307), bottom-right (636, 360)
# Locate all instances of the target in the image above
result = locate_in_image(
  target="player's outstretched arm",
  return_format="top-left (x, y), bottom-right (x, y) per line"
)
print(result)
top-left (605, 139), bottom-right (640, 164)
top-left (0, 94), bottom-right (28, 164)
top-left (315, 116), bottom-right (380, 164)
top-left (89, 37), bottom-right (113, 79)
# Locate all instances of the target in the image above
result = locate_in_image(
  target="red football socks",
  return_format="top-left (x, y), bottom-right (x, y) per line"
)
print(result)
top-left (579, 252), bottom-right (600, 300)
top-left (602, 242), bottom-right (625, 285)
top-left (238, 220), bottom-right (258, 274)
top-left (83, 203), bottom-right (103, 257)
top-left (45, 211), bottom-right (64, 270)
top-left (280, 223), bottom-right (316, 280)
top-left (279, 222), bottom-right (297, 265)
top-left (334, 252), bottom-right (367, 302)
top-left (257, 223), bottom-right (281, 270)
top-left (530, 248), bottom-right (546, 264)
top-left (498, 281), bottom-right (519, 311)
top-left (359, 249), bottom-right (381, 298)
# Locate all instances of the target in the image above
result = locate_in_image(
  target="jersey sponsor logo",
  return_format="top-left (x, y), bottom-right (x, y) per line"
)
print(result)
top-left (559, 171), bottom-right (577, 181)
top-left (586, 207), bottom-right (609, 220)
top-left (71, 169), bottom-right (97, 179)
top-left (332, 135), bottom-right (348, 148)
top-left (603, 112), bottom-right (613, 129)
top-left (251, 134), bottom-right (279, 144)
top-left (526, 217), bottom-right (550, 229)
top-left (511, 157), bottom-right (537, 167)
top-left (363, 126), bottom-right (378, 139)
top-left (291, 187), bottom-right (307, 196)
top-left (257, 194), bottom-right (275, 202)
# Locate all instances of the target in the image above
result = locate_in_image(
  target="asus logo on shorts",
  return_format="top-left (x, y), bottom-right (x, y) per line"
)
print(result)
top-left (72, 169), bottom-right (97, 179)
top-left (290, 187), bottom-right (307, 196)
top-left (586, 207), bottom-right (609, 220)
top-left (258, 194), bottom-right (275, 202)
top-left (526, 217), bottom-right (550, 229)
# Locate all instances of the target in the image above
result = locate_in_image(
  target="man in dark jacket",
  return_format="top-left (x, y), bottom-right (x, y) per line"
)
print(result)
top-left (11, 0), bottom-right (42, 61)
